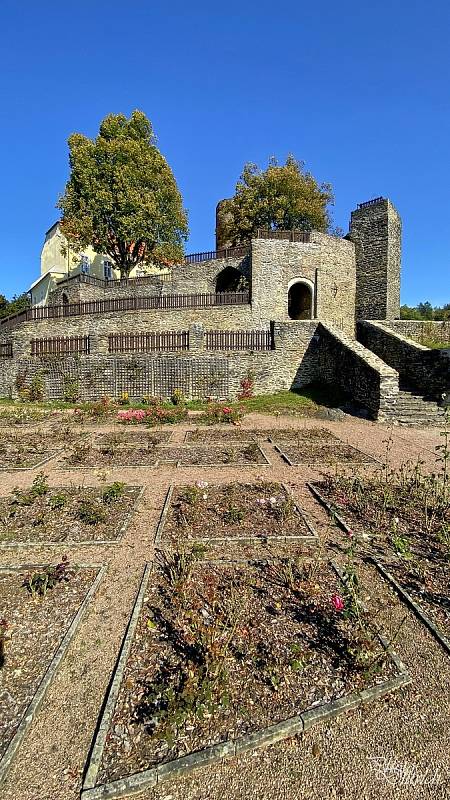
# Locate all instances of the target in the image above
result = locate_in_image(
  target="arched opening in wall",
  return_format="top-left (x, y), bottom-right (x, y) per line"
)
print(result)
top-left (62, 293), bottom-right (69, 305)
top-left (215, 266), bottom-right (244, 293)
top-left (288, 281), bottom-right (313, 320)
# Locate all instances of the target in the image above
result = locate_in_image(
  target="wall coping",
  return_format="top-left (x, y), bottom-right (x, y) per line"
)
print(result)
top-left (360, 320), bottom-right (431, 352)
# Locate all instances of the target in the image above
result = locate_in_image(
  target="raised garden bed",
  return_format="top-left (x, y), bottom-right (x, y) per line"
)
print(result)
top-left (276, 442), bottom-right (377, 467)
top-left (184, 427), bottom-right (338, 444)
top-left (0, 475), bottom-right (142, 546)
top-left (157, 443), bottom-right (270, 467)
top-left (156, 482), bottom-right (317, 556)
top-left (0, 432), bottom-right (61, 470)
top-left (82, 556), bottom-right (409, 799)
top-left (0, 562), bottom-right (104, 786)
top-left (309, 473), bottom-right (450, 650)
top-left (60, 442), bottom-right (160, 469)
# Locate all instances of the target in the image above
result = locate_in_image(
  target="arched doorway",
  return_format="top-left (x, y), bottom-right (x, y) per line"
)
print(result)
top-left (62, 292), bottom-right (69, 316)
top-left (288, 281), bottom-right (313, 320)
top-left (215, 266), bottom-right (244, 293)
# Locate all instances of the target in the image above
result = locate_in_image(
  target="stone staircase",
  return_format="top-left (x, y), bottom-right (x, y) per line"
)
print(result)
top-left (389, 385), bottom-right (447, 427)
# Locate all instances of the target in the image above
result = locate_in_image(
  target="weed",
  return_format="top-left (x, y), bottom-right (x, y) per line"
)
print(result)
top-left (102, 482), bottom-right (125, 503)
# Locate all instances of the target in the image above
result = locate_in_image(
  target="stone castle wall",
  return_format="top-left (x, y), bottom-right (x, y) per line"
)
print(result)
top-left (383, 319), bottom-right (450, 345)
top-left (318, 323), bottom-right (399, 420)
top-left (357, 320), bottom-right (449, 398)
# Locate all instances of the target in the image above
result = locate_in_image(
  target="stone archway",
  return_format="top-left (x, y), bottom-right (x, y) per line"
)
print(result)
top-left (288, 280), bottom-right (313, 320)
top-left (215, 266), bottom-right (244, 293)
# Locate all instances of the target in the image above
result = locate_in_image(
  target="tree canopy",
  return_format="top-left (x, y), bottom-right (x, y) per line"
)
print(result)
top-left (0, 293), bottom-right (30, 319)
top-left (400, 301), bottom-right (450, 321)
top-left (218, 156), bottom-right (334, 246)
top-left (58, 111), bottom-right (189, 277)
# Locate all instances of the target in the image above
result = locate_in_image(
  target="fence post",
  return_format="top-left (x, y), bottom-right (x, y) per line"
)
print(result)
top-left (188, 323), bottom-right (204, 353)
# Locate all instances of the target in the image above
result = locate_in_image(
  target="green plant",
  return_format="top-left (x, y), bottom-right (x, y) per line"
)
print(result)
top-left (23, 556), bottom-right (75, 598)
top-left (29, 373), bottom-right (45, 402)
top-left (223, 504), bottom-right (245, 524)
top-left (11, 472), bottom-right (50, 507)
top-left (391, 535), bottom-right (412, 559)
top-left (102, 482), bottom-right (125, 503)
top-left (62, 375), bottom-right (80, 403)
top-left (74, 498), bottom-right (106, 525)
top-left (170, 388), bottom-right (185, 406)
top-left (158, 546), bottom-right (205, 589)
top-left (48, 492), bottom-right (68, 511)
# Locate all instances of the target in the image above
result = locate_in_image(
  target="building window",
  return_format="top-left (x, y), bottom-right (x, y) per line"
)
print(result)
top-left (80, 254), bottom-right (90, 274)
top-left (103, 260), bottom-right (113, 280)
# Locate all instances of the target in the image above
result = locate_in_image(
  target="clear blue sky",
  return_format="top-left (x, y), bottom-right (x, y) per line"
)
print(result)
top-left (0, 0), bottom-right (449, 305)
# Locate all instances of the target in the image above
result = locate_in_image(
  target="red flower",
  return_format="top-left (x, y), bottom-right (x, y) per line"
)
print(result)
top-left (331, 594), bottom-right (344, 612)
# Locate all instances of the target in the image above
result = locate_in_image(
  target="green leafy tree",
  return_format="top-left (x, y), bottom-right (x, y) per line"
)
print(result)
top-left (0, 293), bottom-right (30, 319)
top-left (57, 111), bottom-right (189, 277)
top-left (219, 156), bottom-right (334, 246)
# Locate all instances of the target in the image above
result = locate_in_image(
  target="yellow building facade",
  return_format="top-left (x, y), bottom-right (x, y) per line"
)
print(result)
top-left (29, 222), bottom-right (168, 306)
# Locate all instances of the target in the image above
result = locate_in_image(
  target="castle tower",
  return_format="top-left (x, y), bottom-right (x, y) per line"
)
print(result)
top-left (349, 197), bottom-right (401, 320)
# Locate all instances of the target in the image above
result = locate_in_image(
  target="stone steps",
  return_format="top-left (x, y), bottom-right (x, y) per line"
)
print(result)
top-left (388, 388), bottom-right (447, 426)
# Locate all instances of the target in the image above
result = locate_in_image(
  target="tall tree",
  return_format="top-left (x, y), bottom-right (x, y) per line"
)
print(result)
top-left (58, 111), bottom-right (189, 277)
top-left (219, 156), bottom-right (334, 246)
top-left (0, 293), bottom-right (30, 319)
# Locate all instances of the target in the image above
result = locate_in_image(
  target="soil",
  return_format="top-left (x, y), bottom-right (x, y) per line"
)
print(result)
top-left (60, 444), bottom-right (159, 468)
top-left (184, 427), bottom-right (338, 444)
top-left (278, 442), bottom-right (376, 466)
top-left (95, 431), bottom-right (172, 447)
top-left (160, 482), bottom-right (315, 548)
top-left (157, 443), bottom-right (269, 466)
top-left (0, 566), bottom-right (97, 762)
top-left (98, 558), bottom-right (396, 784)
top-left (0, 485), bottom-right (141, 544)
top-left (0, 433), bottom-right (59, 469)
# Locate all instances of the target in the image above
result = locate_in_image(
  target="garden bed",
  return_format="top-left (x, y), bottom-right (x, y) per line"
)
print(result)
top-left (0, 476), bottom-right (142, 545)
top-left (0, 562), bottom-right (103, 784)
top-left (276, 442), bottom-right (377, 466)
top-left (60, 442), bottom-right (159, 468)
top-left (0, 432), bottom-right (61, 470)
top-left (184, 427), bottom-right (338, 444)
top-left (309, 472), bottom-right (450, 647)
top-left (156, 482), bottom-right (317, 553)
top-left (95, 430), bottom-right (172, 447)
top-left (83, 556), bottom-right (409, 798)
top-left (157, 443), bottom-right (270, 467)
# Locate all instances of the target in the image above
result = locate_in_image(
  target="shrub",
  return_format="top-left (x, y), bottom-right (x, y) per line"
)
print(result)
top-left (23, 556), bottom-right (75, 598)
top-left (74, 498), bottom-right (106, 525)
top-left (237, 372), bottom-right (255, 400)
top-left (197, 402), bottom-right (243, 425)
top-left (102, 482), bottom-right (125, 503)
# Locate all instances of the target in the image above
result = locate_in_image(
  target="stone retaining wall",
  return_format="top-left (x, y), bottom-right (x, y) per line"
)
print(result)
top-left (357, 320), bottom-right (449, 398)
top-left (384, 319), bottom-right (450, 346)
top-left (0, 321), bottom-right (321, 401)
top-left (317, 323), bottom-right (399, 420)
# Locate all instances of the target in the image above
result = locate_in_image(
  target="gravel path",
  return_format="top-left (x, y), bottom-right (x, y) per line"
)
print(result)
top-left (0, 413), bottom-right (448, 799)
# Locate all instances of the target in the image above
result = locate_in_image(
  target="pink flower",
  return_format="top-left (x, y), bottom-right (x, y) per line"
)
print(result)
top-left (222, 407), bottom-right (232, 414)
top-left (331, 594), bottom-right (344, 612)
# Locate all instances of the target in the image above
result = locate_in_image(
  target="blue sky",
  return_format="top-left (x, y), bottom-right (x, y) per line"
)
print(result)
top-left (0, 0), bottom-right (449, 304)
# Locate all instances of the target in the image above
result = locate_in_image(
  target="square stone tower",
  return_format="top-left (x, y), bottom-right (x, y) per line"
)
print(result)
top-left (349, 197), bottom-right (401, 320)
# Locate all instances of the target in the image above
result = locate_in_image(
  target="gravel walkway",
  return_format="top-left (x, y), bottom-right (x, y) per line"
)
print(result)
top-left (0, 413), bottom-right (448, 800)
